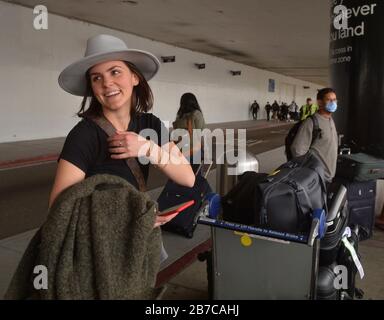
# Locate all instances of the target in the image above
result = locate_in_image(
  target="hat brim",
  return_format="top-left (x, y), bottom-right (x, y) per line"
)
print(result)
top-left (58, 50), bottom-right (160, 96)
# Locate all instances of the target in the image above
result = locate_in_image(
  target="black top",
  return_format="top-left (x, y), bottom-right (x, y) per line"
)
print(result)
top-left (59, 113), bottom-right (169, 189)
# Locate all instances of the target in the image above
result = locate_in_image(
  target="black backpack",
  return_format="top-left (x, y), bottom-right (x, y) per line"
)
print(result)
top-left (285, 115), bottom-right (322, 161)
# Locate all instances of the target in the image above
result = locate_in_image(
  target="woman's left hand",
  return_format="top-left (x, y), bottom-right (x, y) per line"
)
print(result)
top-left (153, 212), bottom-right (179, 228)
top-left (108, 130), bottom-right (150, 159)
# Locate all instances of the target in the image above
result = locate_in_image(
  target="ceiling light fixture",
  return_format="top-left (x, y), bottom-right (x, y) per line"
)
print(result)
top-left (195, 63), bottom-right (206, 70)
top-left (122, 0), bottom-right (138, 5)
top-left (230, 70), bottom-right (242, 76)
top-left (161, 56), bottom-right (176, 63)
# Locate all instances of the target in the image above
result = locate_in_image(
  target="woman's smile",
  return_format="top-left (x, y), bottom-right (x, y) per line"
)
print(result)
top-left (89, 60), bottom-right (139, 111)
top-left (104, 90), bottom-right (121, 98)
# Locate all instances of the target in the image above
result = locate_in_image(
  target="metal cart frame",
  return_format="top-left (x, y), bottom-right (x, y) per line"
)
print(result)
top-left (199, 217), bottom-right (321, 300)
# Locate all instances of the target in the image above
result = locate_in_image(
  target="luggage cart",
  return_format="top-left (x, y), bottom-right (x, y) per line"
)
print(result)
top-left (198, 208), bottom-right (325, 300)
top-left (203, 148), bottom-right (327, 299)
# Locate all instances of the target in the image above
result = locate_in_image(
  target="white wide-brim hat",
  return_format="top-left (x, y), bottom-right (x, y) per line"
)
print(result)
top-left (58, 34), bottom-right (160, 96)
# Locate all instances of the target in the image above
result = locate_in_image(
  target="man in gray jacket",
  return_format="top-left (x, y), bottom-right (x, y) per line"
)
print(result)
top-left (290, 88), bottom-right (339, 182)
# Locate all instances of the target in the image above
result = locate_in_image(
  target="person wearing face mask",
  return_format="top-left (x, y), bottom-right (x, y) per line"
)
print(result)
top-left (290, 88), bottom-right (339, 182)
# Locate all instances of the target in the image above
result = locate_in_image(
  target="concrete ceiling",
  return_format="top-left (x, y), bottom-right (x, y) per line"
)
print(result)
top-left (6, 0), bottom-right (331, 85)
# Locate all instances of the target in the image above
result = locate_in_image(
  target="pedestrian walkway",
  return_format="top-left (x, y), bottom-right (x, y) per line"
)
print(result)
top-left (0, 120), bottom-right (292, 169)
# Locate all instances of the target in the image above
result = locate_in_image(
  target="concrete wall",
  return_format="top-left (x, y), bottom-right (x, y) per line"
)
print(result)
top-left (0, 1), bottom-right (322, 143)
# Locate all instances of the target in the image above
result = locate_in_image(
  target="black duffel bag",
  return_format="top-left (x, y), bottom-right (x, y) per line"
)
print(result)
top-left (221, 172), bottom-right (268, 227)
top-left (222, 153), bottom-right (327, 234)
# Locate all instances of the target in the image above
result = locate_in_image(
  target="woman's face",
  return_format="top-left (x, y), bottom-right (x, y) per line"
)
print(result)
top-left (89, 60), bottom-right (139, 112)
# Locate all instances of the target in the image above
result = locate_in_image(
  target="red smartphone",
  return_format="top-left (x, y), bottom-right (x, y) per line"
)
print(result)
top-left (158, 200), bottom-right (195, 217)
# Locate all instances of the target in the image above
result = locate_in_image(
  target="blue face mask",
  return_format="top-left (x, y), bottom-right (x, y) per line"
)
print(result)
top-left (326, 101), bottom-right (338, 113)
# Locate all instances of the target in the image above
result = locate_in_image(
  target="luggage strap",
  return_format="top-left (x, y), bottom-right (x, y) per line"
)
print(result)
top-left (90, 116), bottom-right (147, 192)
top-left (309, 115), bottom-right (322, 146)
top-left (342, 227), bottom-right (365, 279)
top-left (196, 162), bottom-right (213, 179)
top-left (307, 154), bottom-right (329, 215)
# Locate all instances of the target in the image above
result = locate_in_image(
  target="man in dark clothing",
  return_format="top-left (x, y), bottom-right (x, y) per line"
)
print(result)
top-left (272, 100), bottom-right (280, 120)
top-left (265, 102), bottom-right (272, 121)
top-left (250, 100), bottom-right (260, 120)
top-left (281, 103), bottom-right (289, 121)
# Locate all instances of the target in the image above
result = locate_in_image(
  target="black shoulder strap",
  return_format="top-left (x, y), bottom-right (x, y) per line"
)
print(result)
top-left (310, 115), bottom-right (322, 145)
top-left (90, 116), bottom-right (147, 192)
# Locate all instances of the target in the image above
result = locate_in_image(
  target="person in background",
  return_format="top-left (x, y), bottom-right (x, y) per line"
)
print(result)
top-left (250, 100), bottom-right (260, 120)
top-left (172, 92), bottom-right (206, 172)
top-left (289, 101), bottom-right (298, 121)
top-left (290, 88), bottom-right (339, 183)
top-left (272, 100), bottom-right (280, 120)
top-left (265, 102), bottom-right (272, 121)
top-left (300, 98), bottom-right (319, 121)
top-left (281, 102), bottom-right (289, 121)
top-left (294, 101), bottom-right (300, 120)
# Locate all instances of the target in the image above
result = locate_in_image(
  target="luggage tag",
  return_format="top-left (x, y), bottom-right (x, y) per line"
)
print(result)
top-left (341, 227), bottom-right (365, 279)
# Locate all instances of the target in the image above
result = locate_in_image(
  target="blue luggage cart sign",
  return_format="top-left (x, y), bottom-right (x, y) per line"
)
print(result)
top-left (198, 216), bottom-right (308, 244)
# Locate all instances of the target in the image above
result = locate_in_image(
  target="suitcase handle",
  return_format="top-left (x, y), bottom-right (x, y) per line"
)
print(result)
top-left (369, 169), bottom-right (384, 174)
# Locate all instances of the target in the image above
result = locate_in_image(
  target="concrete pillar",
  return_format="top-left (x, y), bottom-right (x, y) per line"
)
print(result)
top-left (330, 1), bottom-right (384, 215)
top-left (330, 0), bottom-right (383, 154)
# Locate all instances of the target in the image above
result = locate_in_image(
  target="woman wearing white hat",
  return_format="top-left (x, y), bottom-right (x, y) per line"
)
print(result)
top-left (50, 34), bottom-right (195, 227)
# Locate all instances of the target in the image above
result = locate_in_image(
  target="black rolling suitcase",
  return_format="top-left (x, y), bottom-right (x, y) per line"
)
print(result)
top-left (157, 163), bottom-right (213, 238)
top-left (345, 180), bottom-right (376, 241)
top-left (331, 177), bottom-right (376, 241)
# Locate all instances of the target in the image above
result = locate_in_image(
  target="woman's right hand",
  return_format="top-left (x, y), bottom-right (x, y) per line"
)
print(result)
top-left (108, 131), bottom-right (150, 159)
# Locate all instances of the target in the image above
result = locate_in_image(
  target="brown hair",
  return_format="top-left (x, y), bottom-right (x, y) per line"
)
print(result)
top-left (77, 61), bottom-right (154, 118)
